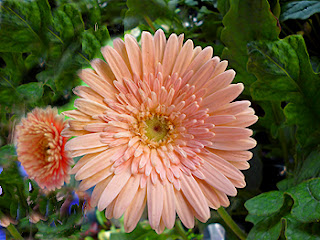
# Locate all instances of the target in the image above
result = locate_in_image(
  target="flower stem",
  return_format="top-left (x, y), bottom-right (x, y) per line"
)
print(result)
top-left (175, 220), bottom-right (188, 240)
top-left (217, 207), bottom-right (247, 240)
top-left (143, 15), bottom-right (156, 32)
top-left (6, 224), bottom-right (24, 240)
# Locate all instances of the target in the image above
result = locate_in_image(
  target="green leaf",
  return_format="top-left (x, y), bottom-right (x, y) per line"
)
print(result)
top-left (247, 217), bottom-right (282, 240)
top-left (53, 4), bottom-right (84, 41)
top-left (110, 221), bottom-right (167, 240)
top-left (0, 0), bottom-right (52, 53)
top-left (247, 39), bottom-right (299, 101)
top-left (257, 101), bottom-right (285, 137)
top-left (245, 191), bottom-right (284, 216)
top-left (82, 26), bottom-right (110, 60)
top-left (53, 9), bottom-right (75, 41)
top-left (35, 213), bottom-right (84, 239)
top-left (284, 215), bottom-right (320, 240)
top-left (310, 56), bottom-right (320, 73)
top-left (36, 0), bottom-right (53, 29)
top-left (246, 195), bottom-right (293, 240)
top-left (247, 179), bottom-right (320, 238)
top-left (124, 0), bottom-right (174, 30)
top-left (269, 0), bottom-right (281, 18)
top-left (220, 0), bottom-right (280, 90)
top-left (280, 1), bottom-right (320, 22)
top-left (95, 209), bottom-right (107, 228)
top-left (248, 35), bottom-right (320, 147)
top-left (217, 0), bottom-right (230, 16)
top-left (295, 151), bottom-right (320, 184)
top-left (0, 145), bottom-right (16, 165)
top-left (9, 200), bottom-right (18, 219)
top-left (277, 178), bottom-right (295, 191)
top-left (286, 178), bottom-right (320, 223)
top-left (16, 82), bottom-right (44, 103)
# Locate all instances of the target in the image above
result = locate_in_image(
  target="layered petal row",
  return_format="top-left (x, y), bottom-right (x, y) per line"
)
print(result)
top-left (63, 29), bottom-right (258, 233)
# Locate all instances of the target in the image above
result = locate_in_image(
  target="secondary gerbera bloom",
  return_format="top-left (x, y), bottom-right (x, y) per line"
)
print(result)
top-left (63, 29), bottom-right (258, 233)
top-left (16, 107), bottom-right (72, 190)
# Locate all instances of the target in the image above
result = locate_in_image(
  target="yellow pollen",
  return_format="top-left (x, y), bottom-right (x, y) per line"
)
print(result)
top-left (135, 114), bottom-right (174, 147)
top-left (144, 116), bottom-right (169, 142)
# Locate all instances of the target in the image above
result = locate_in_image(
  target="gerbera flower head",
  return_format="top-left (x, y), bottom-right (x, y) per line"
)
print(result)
top-left (63, 29), bottom-right (258, 233)
top-left (16, 106), bottom-right (72, 191)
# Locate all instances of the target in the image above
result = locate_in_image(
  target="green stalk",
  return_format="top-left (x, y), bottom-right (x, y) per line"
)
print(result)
top-left (0, 210), bottom-right (23, 240)
top-left (217, 207), bottom-right (247, 240)
top-left (6, 224), bottom-right (24, 240)
top-left (175, 220), bottom-right (188, 240)
top-left (144, 15), bottom-right (156, 32)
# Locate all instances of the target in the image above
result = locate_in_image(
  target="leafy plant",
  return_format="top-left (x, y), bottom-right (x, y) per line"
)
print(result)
top-left (1, 0), bottom-right (320, 239)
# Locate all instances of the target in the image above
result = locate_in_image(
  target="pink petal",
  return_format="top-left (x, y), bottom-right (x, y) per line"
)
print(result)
top-left (124, 187), bottom-right (147, 232)
top-left (113, 175), bottom-right (141, 218)
top-left (174, 190), bottom-right (195, 229)
top-left (180, 174), bottom-right (210, 222)
top-left (147, 178), bottom-right (164, 229)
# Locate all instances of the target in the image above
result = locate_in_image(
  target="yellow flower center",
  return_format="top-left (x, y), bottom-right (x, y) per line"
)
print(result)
top-left (144, 116), bottom-right (170, 142)
top-left (135, 114), bottom-right (174, 147)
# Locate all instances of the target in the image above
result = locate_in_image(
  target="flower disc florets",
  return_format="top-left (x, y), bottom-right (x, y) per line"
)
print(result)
top-left (136, 113), bottom-right (174, 147)
top-left (15, 106), bottom-right (72, 190)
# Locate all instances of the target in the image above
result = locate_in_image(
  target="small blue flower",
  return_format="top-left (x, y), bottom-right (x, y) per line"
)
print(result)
top-left (17, 162), bottom-right (28, 177)
top-left (68, 191), bottom-right (80, 214)
top-left (50, 220), bottom-right (56, 227)
top-left (0, 226), bottom-right (6, 240)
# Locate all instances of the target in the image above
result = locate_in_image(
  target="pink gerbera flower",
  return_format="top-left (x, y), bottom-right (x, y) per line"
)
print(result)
top-left (63, 29), bottom-right (258, 233)
top-left (16, 106), bottom-right (72, 190)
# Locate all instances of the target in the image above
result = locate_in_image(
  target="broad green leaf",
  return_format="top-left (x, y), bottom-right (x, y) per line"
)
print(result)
top-left (217, 0), bottom-right (230, 16)
top-left (246, 195), bottom-right (293, 240)
top-left (0, 158), bottom-right (27, 216)
top-left (0, 0), bottom-right (51, 53)
top-left (35, 213), bottom-right (84, 239)
top-left (220, 0), bottom-right (280, 89)
top-left (248, 35), bottom-right (320, 147)
top-left (110, 221), bottom-right (169, 240)
top-left (247, 217), bottom-right (282, 240)
top-left (245, 191), bottom-right (284, 216)
top-left (280, 1), bottom-right (320, 22)
top-left (9, 200), bottom-right (18, 219)
top-left (36, 0), bottom-right (53, 29)
top-left (0, 27), bottom-right (38, 53)
top-left (257, 101), bottom-right (285, 138)
top-left (0, 53), bottom-right (25, 86)
top-left (310, 56), bottom-right (320, 73)
top-left (277, 178), bottom-right (295, 191)
top-left (16, 82), bottom-right (44, 103)
top-left (65, 0), bottom-right (101, 28)
top-left (53, 4), bottom-right (84, 41)
top-left (286, 178), bottom-right (320, 223)
top-left (124, 0), bottom-right (175, 30)
top-left (36, 70), bottom-right (56, 91)
top-left (295, 151), bottom-right (320, 184)
top-left (82, 26), bottom-right (110, 60)
top-left (53, 10), bottom-right (75, 41)
top-left (0, 145), bottom-right (16, 165)
top-left (268, 0), bottom-right (281, 18)
top-left (284, 215), bottom-right (320, 240)
top-left (248, 37), bottom-right (300, 101)
top-left (248, 180), bottom-right (320, 239)
top-left (185, 0), bottom-right (198, 7)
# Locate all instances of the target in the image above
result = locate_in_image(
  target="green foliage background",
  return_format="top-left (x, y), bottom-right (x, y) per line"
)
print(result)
top-left (1, 0), bottom-right (320, 239)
